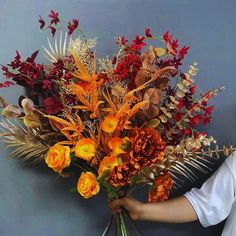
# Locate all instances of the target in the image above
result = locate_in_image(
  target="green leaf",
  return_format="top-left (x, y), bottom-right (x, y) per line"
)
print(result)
top-left (69, 186), bottom-right (77, 193)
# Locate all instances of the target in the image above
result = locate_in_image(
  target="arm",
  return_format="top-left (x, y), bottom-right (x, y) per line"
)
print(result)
top-left (110, 153), bottom-right (236, 225)
top-left (109, 195), bottom-right (198, 222)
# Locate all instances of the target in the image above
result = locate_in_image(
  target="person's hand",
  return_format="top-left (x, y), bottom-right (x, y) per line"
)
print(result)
top-left (108, 196), bottom-right (145, 220)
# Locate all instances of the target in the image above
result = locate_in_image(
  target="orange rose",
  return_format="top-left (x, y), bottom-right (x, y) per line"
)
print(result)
top-left (75, 138), bottom-right (96, 161)
top-left (98, 155), bottom-right (120, 176)
top-left (77, 172), bottom-right (100, 199)
top-left (102, 115), bottom-right (119, 133)
top-left (45, 144), bottom-right (71, 173)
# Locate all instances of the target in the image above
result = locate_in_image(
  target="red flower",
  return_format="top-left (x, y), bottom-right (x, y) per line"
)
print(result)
top-left (177, 98), bottom-right (185, 109)
top-left (39, 16), bottom-right (45, 29)
top-left (163, 31), bottom-right (179, 55)
top-left (184, 128), bottom-right (192, 136)
top-left (48, 10), bottom-right (59, 25)
top-left (189, 115), bottom-right (202, 128)
top-left (114, 53), bottom-right (142, 80)
top-left (0, 81), bottom-right (14, 88)
top-left (43, 97), bottom-right (62, 114)
top-left (173, 112), bottom-right (183, 122)
top-left (130, 35), bottom-right (147, 51)
top-left (202, 117), bottom-right (211, 125)
top-left (117, 36), bottom-right (128, 46)
top-left (48, 25), bottom-right (56, 37)
top-left (178, 46), bottom-right (190, 59)
top-left (42, 79), bottom-right (52, 90)
top-left (68, 19), bottom-right (79, 35)
top-left (145, 28), bottom-right (152, 38)
top-left (205, 105), bottom-right (214, 115)
top-left (189, 85), bottom-right (197, 95)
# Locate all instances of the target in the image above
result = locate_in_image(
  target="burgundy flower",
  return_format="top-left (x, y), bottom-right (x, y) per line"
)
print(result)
top-left (48, 10), bottom-right (59, 25)
top-left (1, 65), bottom-right (14, 78)
top-left (114, 53), bottom-right (142, 80)
top-left (145, 28), bottom-right (152, 38)
top-left (117, 36), bottom-right (128, 46)
top-left (68, 19), bottom-right (79, 35)
top-left (0, 81), bottom-right (14, 88)
top-left (39, 16), bottom-right (45, 29)
top-left (42, 79), bottom-right (52, 90)
top-left (178, 46), bottom-right (190, 59)
top-left (43, 97), bottom-right (62, 114)
top-left (130, 35), bottom-right (147, 51)
top-left (48, 25), bottom-right (56, 37)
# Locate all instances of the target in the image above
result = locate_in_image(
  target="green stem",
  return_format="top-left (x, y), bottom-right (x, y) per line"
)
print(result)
top-left (116, 213), bottom-right (121, 236)
top-left (123, 209), bottom-right (143, 236)
top-left (119, 212), bottom-right (129, 236)
top-left (71, 161), bottom-right (90, 172)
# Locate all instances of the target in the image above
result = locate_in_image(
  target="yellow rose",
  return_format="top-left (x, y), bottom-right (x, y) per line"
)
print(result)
top-left (74, 138), bottom-right (96, 161)
top-left (98, 155), bottom-right (120, 177)
top-left (77, 172), bottom-right (100, 199)
top-left (45, 144), bottom-right (71, 173)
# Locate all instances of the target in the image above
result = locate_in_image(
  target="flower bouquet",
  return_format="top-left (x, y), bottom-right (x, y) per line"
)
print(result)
top-left (0, 10), bottom-right (234, 235)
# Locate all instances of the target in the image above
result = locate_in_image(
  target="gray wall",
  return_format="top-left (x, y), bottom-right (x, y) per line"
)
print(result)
top-left (0, 0), bottom-right (235, 235)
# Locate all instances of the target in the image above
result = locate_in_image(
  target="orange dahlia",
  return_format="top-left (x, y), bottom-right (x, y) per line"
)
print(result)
top-left (148, 172), bottom-right (173, 202)
top-left (130, 128), bottom-right (165, 170)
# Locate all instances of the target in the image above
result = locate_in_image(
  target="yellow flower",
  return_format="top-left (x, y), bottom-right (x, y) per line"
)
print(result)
top-left (45, 144), bottom-right (71, 173)
top-left (108, 137), bottom-right (130, 156)
top-left (77, 172), bottom-right (100, 199)
top-left (98, 155), bottom-right (120, 176)
top-left (75, 138), bottom-right (96, 161)
top-left (102, 115), bottom-right (119, 133)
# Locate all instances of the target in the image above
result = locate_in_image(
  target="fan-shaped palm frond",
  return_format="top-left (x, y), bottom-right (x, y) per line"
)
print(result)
top-left (0, 119), bottom-right (52, 163)
top-left (43, 31), bottom-right (68, 63)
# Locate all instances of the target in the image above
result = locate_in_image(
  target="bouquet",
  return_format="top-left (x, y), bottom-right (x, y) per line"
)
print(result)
top-left (0, 10), bottom-right (234, 235)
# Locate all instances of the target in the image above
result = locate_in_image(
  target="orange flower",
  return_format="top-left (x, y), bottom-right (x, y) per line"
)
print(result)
top-left (108, 137), bottom-right (130, 155)
top-left (45, 144), bottom-right (71, 174)
top-left (102, 115), bottom-right (119, 133)
top-left (98, 155), bottom-right (120, 176)
top-left (75, 138), bottom-right (96, 161)
top-left (148, 172), bottom-right (173, 203)
top-left (77, 172), bottom-right (100, 199)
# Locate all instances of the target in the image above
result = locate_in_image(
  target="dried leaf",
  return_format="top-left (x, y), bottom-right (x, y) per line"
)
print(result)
top-left (2, 105), bottom-right (21, 119)
top-left (146, 118), bottom-right (160, 128)
top-left (154, 47), bottom-right (165, 57)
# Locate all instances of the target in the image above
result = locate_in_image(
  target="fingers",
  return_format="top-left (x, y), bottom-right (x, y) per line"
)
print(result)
top-left (108, 198), bottom-right (124, 213)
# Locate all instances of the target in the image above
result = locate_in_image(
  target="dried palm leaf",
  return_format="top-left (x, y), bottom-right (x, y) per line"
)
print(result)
top-left (0, 119), bottom-right (51, 163)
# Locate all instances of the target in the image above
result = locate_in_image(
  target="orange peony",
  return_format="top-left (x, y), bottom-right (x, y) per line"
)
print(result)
top-left (148, 172), bottom-right (173, 202)
top-left (77, 172), bottom-right (100, 199)
top-left (75, 138), bottom-right (96, 161)
top-left (102, 115), bottom-right (119, 133)
top-left (98, 155), bottom-right (120, 176)
top-left (45, 144), bottom-right (71, 174)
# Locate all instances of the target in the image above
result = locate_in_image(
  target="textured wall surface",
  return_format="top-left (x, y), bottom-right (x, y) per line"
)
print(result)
top-left (0, 0), bottom-right (235, 235)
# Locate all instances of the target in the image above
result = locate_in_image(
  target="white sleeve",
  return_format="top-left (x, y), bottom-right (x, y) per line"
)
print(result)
top-left (184, 153), bottom-right (236, 227)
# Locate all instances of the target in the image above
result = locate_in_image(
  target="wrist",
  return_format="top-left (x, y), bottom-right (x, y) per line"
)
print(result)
top-left (137, 202), bottom-right (148, 220)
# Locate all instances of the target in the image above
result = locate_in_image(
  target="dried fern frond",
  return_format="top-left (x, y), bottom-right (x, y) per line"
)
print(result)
top-left (0, 119), bottom-right (52, 163)
top-left (97, 57), bottom-right (114, 77)
top-left (68, 37), bottom-right (97, 73)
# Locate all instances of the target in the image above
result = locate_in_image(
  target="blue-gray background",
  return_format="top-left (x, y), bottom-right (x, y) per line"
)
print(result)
top-left (0, 0), bottom-right (235, 235)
